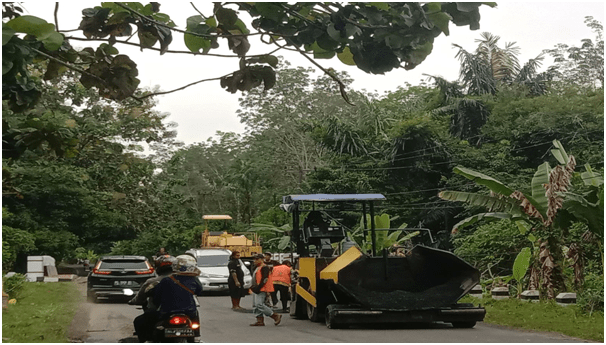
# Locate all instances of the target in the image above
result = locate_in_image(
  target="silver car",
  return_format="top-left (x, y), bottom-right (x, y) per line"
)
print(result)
top-left (185, 249), bottom-right (252, 293)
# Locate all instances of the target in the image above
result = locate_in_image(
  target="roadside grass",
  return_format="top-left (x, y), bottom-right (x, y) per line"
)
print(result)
top-left (2, 281), bottom-right (81, 343)
top-left (461, 296), bottom-right (604, 342)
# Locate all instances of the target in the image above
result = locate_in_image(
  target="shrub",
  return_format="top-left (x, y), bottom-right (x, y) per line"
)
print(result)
top-left (453, 219), bottom-right (527, 276)
top-left (577, 272), bottom-right (604, 315)
top-left (3, 273), bottom-right (28, 299)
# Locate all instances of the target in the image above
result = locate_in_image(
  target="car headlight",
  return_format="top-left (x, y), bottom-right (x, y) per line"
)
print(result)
top-left (199, 272), bottom-right (211, 278)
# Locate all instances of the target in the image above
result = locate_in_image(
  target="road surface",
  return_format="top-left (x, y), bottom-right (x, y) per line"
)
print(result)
top-left (68, 278), bottom-right (591, 343)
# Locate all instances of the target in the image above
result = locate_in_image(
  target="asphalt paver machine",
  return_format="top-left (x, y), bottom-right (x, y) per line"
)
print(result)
top-left (281, 194), bottom-right (486, 329)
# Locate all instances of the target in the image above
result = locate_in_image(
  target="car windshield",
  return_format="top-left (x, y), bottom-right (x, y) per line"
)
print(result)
top-left (196, 255), bottom-right (229, 267)
top-left (99, 260), bottom-right (148, 270)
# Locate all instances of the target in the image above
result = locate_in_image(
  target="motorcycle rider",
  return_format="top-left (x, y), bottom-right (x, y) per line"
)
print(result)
top-left (129, 255), bottom-right (176, 343)
top-left (153, 255), bottom-right (204, 322)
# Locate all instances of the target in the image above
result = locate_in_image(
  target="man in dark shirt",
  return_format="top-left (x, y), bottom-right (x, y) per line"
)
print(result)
top-left (228, 251), bottom-right (246, 310)
top-left (153, 255), bottom-right (203, 319)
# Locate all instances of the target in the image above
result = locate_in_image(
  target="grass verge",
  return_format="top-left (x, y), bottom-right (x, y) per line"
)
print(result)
top-left (2, 281), bottom-right (82, 343)
top-left (462, 296), bottom-right (604, 342)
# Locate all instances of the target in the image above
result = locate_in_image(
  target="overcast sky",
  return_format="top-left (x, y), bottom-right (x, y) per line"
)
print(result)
top-left (20, 2), bottom-right (606, 146)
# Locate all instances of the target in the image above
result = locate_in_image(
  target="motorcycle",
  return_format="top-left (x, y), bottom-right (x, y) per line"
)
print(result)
top-left (126, 288), bottom-right (201, 343)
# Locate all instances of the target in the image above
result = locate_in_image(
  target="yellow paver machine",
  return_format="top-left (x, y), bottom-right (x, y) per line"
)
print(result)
top-left (281, 194), bottom-right (486, 329)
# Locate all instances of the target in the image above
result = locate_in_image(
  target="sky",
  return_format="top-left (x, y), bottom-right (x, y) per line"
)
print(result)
top-left (18, 1), bottom-right (606, 147)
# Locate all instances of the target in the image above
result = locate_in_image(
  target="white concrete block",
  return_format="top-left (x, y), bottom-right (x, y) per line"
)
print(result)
top-left (491, 286), bottom-right (509, 300)
top-left (520, 290), bottom-right (540, 302)
top-left (469, 284), bottom-right (483, 298)
top-left (43, 277), bottom-right (59, 283)
top-left (26, 272), bottom-right (44, 282)
top-left (556, 292), bottom-right (577, 306)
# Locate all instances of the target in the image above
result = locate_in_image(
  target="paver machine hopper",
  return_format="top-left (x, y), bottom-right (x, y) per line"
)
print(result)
top-left (281, 194), bottom-right (486, 329)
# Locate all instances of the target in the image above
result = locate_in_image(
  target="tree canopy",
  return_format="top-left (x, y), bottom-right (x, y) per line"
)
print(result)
top-left (3, 2), bottom-right (495, 111)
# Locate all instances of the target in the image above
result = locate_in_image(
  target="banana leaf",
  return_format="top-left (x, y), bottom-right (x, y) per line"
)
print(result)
top-left (438, 190), bottom-right (521, 214)
top-left (530, 162), bottom-right (550, 218)
top-left (451, 212), bottom-right (516, 233)
top-left (512, 247), bottom-right (532, 282)
top-left (453, 166), bottom-right (514, 196)
top-left (550, 139), bottom-right (570, 165)
top-left (581, 164), bottom-right (604, 187)
top-left (561, 191), bottom-right (604, 237)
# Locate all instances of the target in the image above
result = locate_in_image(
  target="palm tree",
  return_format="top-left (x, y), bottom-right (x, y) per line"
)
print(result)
top-left (454, 32), bottom-right (551, 96)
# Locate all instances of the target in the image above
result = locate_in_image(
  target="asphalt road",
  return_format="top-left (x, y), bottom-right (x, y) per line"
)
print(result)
top-left (69, 278), bottom-right (591, 343)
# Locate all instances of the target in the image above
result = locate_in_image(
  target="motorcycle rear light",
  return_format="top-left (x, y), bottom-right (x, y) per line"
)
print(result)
top-left (191, 323), bottom-right (200, 329)
top-left (169, 316), bottom-right (189, 325)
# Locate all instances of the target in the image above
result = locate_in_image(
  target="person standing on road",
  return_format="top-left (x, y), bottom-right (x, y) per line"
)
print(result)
top-left (263, 252), bottom-right (278, 308)
top-left (228, 251), bottom-right (246, 311)
top-left (271, 260), bottom-right (292, 313)
top-left (249, 254), bottom-right (282, 326)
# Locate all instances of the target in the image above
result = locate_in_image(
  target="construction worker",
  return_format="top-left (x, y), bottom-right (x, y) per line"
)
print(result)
top-left (271, 260), bottom-right (292, 313)
top-left (249, 254), bottom-right (282, 326)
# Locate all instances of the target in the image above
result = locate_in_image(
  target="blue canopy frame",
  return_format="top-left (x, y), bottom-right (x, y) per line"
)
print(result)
top-left (283, 193), bottom-right (386, 204)
top-left (282, 194), bottom-right (386, 257)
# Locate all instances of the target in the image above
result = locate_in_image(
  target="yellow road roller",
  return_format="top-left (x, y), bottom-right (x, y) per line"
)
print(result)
top-left (280, 194), bottom-right (486, 329)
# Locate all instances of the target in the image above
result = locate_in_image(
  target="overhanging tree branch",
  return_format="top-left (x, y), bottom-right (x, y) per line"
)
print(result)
top-left (66, 36), bottom-right (284, 58)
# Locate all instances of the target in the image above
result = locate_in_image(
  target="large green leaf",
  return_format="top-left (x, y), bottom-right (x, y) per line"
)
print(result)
top-left (451, 212), bottom-right (515, 233)
top-left (6, 15), bottom-right (63, 51)
top-left (581, 164), bottom-right (603, 187)
top-left (438, 190), bottom-right (521, 214)
top-left (337, 47), bottom-right (356, 66)
top-left (512, 247), bottom-right (531, 282)
top-left (530, 162), bottom-right (550, 217)
top-left (453, 166), bottom-right (514, 196)
top-left (2, 24), bottom-right (16, 45)
top-left (427, 12), bottom-right (451, 36)
top-left (375, 213), bottom-right (390, 229)
top-left (277, 235), bottom-right (291, 250)
top-left (561, 192), bottom-right (604, 236)
top-left (550, 139), bottom-right (569, 165)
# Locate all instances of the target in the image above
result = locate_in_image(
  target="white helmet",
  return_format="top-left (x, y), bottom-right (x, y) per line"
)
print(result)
top-left (172, 254), bottom-right (200, 276)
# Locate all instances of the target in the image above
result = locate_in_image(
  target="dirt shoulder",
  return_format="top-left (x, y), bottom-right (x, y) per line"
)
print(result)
top-left (67, 276), bottom-right (91, 342)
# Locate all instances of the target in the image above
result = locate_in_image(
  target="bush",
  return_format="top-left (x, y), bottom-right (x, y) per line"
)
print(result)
top-left (3, 273), bottom-right (28, 299)
top-left (577, 273), bottom-right (604, 315)
top-left (452, 219), bottom-right (528, 276)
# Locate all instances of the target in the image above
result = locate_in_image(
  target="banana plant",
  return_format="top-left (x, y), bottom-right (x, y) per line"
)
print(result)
top-left (246, 223), bottom-right (291, 252)
top-left (508, 247), bottom-right (532, 297)
top-left (346, 214), bottom-right (419, 253)
top-left (438, 139), bottom-right (580, 299)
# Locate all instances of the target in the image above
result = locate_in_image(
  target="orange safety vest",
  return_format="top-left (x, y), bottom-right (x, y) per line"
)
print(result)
top-left (271, 265), bottom-right (291, 286)
top-left (255, 265), bottom-right (274, 293)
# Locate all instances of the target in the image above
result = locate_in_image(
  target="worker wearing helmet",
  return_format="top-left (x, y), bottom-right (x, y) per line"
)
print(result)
top-left (153, 255), bottom-right (204, 320)
top-left (130, 255), bottom-right (176, 343)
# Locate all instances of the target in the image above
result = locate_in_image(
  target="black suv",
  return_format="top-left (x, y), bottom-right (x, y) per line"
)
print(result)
top-left (87, 255), bottom-right (156, 302)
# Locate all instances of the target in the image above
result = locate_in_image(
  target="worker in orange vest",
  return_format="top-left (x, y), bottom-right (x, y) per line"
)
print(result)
top-left (249, 254), bottom-right (282, 326)
top-left (271, 260), bottom-right (292, 313)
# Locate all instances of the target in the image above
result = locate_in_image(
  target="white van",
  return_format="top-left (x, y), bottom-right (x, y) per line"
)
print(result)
top-left (185, 248), bottom-right (252, 292)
